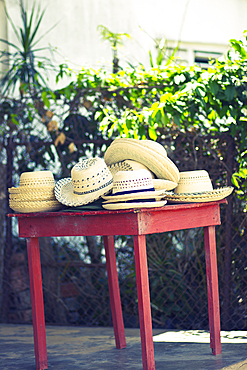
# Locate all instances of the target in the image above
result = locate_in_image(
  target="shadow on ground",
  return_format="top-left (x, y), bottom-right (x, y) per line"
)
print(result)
top-left (0, 324), bottom-right (247, 370)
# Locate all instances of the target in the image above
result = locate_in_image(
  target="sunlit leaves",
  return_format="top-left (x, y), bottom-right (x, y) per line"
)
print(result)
top-left (230, 39), bottom-right (247, 59)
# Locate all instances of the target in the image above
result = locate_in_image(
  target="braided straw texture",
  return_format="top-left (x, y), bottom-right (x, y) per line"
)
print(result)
top-left (9, 189), bottom-right (56, 201)
top-left (8, 186), bottom-right (55, 194)
top-left (9, 200), bottom-right (62, 213)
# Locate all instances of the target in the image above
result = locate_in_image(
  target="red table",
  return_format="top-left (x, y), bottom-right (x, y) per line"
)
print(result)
top-left (9, 200), bottom-right (226, 370)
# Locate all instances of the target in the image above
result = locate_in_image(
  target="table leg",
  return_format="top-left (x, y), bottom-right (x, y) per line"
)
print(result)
top-left (26, 237), bottom-right (48, 370)
top-left (204, 226), bottom-right (222, 356)
top-left (133, 235), bottom-right (155, 370)
top-left (103, 235), bottom-right (126, 349)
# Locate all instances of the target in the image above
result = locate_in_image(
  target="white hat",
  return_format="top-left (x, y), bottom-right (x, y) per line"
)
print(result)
top-left (104, 138), bottom-right (180, 183)
top-left (107, 159), bottom-right (177, 191)
top-left (102, 169), bottom-right (167, 210)
top-left (8, 170), bottom-right (62, 213)
top-left (165, 170), bottom-right (234, 203)
top-left (55, 157), bottom-right (113, 207)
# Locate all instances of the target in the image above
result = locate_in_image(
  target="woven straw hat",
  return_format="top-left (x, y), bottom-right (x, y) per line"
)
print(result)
top-left (102, 169), bottom-right (168, 209)
top-left (8, 170), bottom-right (62, 213)
top-left (165, 170), bottom-right (234, 203)
top-left (108, 159), bottom-right (177, 191)
top-left (104, 138), bottom-right (180, 183)
top-left (55, 157), bottom-right (113, 207)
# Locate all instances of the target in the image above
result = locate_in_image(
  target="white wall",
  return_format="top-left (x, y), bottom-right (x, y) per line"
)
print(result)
top-left (2, 0), bottom-right (247, 87)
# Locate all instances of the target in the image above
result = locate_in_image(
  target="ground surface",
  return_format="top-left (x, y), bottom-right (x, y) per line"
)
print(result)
top-left (1, 324), bottom-right (247, 370)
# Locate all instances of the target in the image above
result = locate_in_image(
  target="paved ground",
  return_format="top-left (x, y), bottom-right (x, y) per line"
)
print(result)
top-left (1, 324), bottom-right (247, 370)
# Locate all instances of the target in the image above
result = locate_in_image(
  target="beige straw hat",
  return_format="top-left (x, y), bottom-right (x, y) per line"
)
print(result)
top-left (165, 170), bottom-right (234, 203)
top-left (55, 157), bottom-right (113, 207)
top-left (102, 169), bottom-right (168, 209)
top-left (104, 138), bottom-right (180, 183)
top-left (8, 170), bottom-right (62, 213)
top-left (108, 159), bottom-right (177, 191)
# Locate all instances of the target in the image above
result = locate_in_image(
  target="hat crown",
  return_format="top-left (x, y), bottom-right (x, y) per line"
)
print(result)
top-left (71, 157), bottom-right (113, 195)
top-left (175, 170), bottom-right (213, 194)
top-left (112, 169), bottom-right (154, 195)
top-left (19, 170), bottom-right (55, 187)
top-left (108, 160), bottom-right (155, 178)
top-left (114, 138), bottom-right (167, 157)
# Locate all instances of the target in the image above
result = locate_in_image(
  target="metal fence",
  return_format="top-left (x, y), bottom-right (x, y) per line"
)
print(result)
top-left (2, 131), bottom-right (247, 331)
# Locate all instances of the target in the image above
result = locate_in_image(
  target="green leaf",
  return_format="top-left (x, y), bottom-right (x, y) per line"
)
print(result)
top-left (231, 174), bottom-right (240, 188)
top-left (173, 114), bottom-right (181, 126)
top-left (148, 126), bottom-right (157, 140)
top-left (225, 85), bottom-right (236, 101)
top-left (195, 86), bottom-right (205, 98)
top-left (238, 168), bottom-right (247, 178)
top-left (149, 50), bottom-right (154, 68)
top-left (10, 114), bottom-right (19, 126)
top-left (41, 91), bottom-right (50, 108)
top-left (208, 109), bottom-right (216, 121)
top-left (230, 39), bottom-right (247, 58)
top-left (95, 111), bottom-right (103, 120)
top-left (218, 105), bottom-right (228, 119)
top-left (64, 86), bottom-right (71, 100)
top-left (209, 80), bottom-right (220, 96)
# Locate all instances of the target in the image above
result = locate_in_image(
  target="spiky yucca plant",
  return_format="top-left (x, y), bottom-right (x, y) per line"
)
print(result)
top-left (0, 0), bottom-right (57, 96)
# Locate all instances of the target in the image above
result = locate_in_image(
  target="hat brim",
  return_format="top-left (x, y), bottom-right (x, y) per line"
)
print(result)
top-left (102, 188), bottom-right (168, 202)
top-left (104, 139), bottom-right (179, 183)
top-left (165, 187), bottom-right (234, 203)
top-left (55, 177), bottom-right (113, 207)
top-left (102, 200), bottom-right (167, 210)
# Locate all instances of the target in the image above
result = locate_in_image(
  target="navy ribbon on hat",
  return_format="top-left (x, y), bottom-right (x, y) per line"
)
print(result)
top-left (112, 187), bottom-right (155, 196)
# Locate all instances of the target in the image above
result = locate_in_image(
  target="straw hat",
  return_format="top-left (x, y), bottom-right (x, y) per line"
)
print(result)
top-left (165, 170), bottom-right (234, 203)
top-left (8, 170), bottom-right (62, 213)
top-left (108, 159), bottom-right (177, 191)
top-left (104, 138), bottom-right (180, 183)
top-left (102, 169), bottom-right (168, 210)
top-left (55, 157), bottom-right (113, 207)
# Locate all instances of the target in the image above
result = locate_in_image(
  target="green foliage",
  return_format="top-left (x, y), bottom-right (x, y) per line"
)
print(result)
top-left (97, 25), bottom-right (130, 73)
top-left (97, 25), bottom-right (130, 50)
top-left (49, 32), bottom-right (247, 202)
top-left (149, 37), bottom-right (180, 68)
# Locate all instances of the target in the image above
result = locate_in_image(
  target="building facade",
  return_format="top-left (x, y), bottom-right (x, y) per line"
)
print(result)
top-left (1, 0), bottom-right (247, 85)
